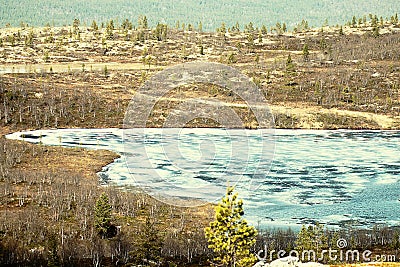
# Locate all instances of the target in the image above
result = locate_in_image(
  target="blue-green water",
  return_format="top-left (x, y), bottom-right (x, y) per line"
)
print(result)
top-left (1, 0), bottom-right (399, 31)
top-left (7, 128), bottom-right (400, 229)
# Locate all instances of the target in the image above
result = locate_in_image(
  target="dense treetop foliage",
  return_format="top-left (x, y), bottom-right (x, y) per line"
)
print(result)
top-left (205, 187), bottom-right (257, 267)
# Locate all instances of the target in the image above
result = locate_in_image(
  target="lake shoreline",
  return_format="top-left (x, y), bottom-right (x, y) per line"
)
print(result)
top-left (6, 127), bottom-right (400, 229)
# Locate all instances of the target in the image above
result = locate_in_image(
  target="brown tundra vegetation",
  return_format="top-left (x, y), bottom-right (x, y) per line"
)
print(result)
top-left (0, 16), bottom-right (400, 266)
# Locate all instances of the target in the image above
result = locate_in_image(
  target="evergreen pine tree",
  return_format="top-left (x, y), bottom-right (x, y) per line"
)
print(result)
top-left (47, 233), bottom-right (61, 267)
top-left (261, 25), bottom-right (268, 34)
top-left (205, 187), bottom-right (257, 267)
top-left (138, 16), bottom-right (148, 29)
top-left (302, 43), bottom-right (310, 61)
top-left (390, 230), bottom-right (400, 249)
top-left (91, 20), bottom-right (98, 31)
top-left (199, 44), bottom-right (204, 55)
top-left (72, 18), bottom-right (80, 34)
top-left (295, 225), bottom-right (313, 251)
top-left (312, 223), bottom-right (328, 256)
top-left (106, 19), bottom-right (114, 39)
top-left (132, 217), bottom-right (163, 265)
top-left (352, 16), bottom-right (357, 27)
top-left (235, 22), bottom-right (240, 32)
top-left (94, 192), bottom-right (112, 238)
top-left (247, 32), bottom-right (254, 50)
top-left (339, 26), bottom-right (344, 35)
top-left (217, 22), bottom-right (227, 36)
top-left (286, 54), bottom-right (296, 75)
top-left (282, 23), bottom-right (287, 32)
top-left (275, 22), bottom-right (282, 34)
top-left (295, 223), bottom-right (328, 262)
top-left (227, 53), bottom-right (237, 64)
top-left (372, 26), bottom-right (380, 37)
top-left (103, 65), bottom-right (108, 78)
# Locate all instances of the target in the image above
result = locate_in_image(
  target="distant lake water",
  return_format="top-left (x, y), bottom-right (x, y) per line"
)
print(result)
top-left (2, 0), bottom-right (400, 31)
top-left (7, 128), bottom-right (400, 229)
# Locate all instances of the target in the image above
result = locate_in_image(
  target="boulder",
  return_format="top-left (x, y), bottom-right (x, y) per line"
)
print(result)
top-left (253, 256), bottom-right (299, 267)
top-left (253, 256), bottom-right (325, 267)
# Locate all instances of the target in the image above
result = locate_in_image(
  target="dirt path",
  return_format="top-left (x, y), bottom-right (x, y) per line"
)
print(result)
top-left (134, 92), bottom-right (400, 129)
top-left (0, 62), bottom-right (161, 74)
top-left (270, 104), bottom-right (400, 129)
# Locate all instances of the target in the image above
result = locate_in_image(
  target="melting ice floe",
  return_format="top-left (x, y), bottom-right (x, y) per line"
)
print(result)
top-left (6, 128), bottom-right (400, 229)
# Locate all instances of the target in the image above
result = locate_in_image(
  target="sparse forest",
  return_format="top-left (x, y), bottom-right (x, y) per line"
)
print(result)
top-left (0, 14), bottom-right (399, 130)
top-left (0, 9), bottom-right (400, 267)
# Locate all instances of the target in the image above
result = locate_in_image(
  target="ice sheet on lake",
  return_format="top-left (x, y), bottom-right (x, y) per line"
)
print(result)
top-left (6, 128), bottom-right (400, 228)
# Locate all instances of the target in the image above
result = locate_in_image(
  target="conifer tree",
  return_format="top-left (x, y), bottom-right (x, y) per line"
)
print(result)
top-left (390, 230), bottom-right (400, 249)
top-left (227, 53), bottom-right (237, 64)
top-left (302, 43), bottom-right (310, 61)
top-left (261, 25), bottom-right (268, 34)
top-left (282, 23), bottom-right (287, 32)
top-left (339, 26), bottom-right (344, 35)
top-left (217, 22), bottom-right (227, 36)
top-left (103, 65), bottom-right (108, 78)
top-left (72, 18), bottom-right (80, 34)
top-left (132, 217), bottom-right (163, 265)
top-left (153, 23), bottom-right (168, 41)
top-left (24, 30), bottom-right (34, 47)
top-left (286, 54), bottom-right (296, 75)
top-left (121, 18), bottom-right (132, 30)
top-left (295, 223), bottom-right (328, 262)
top-left (247, 32), bottom-right (254, 50)
top-left (312, 223), bottom-right (328, 254)
top-left (275, 22), bottom-right (282, 34)
top-left (199, 44), bottom-right (204, 55)
top-left (47, 233), bottom-right (60, 267)
top-left (106, 19), bottom-right (114, 39)
top-left (352, 16), bottom-right (357, 27)
top-left (138, 15), bottom-right (148, 29)
top-left (372, 26), bottom-right (380, 37)
top-left (295, 225), bottom-right (313, 252)
top-left (94, 192), bottom-right (112, 238)
top-left (205, 187), bottom-right (257, 267)
top-left (235, 22), bottom-right (240, 32)
top-left (91, 20), bottom-right (98, 31)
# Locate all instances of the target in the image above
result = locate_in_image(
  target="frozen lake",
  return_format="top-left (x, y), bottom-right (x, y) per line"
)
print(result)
top-left (7, 128), bottom-right (400, 229)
